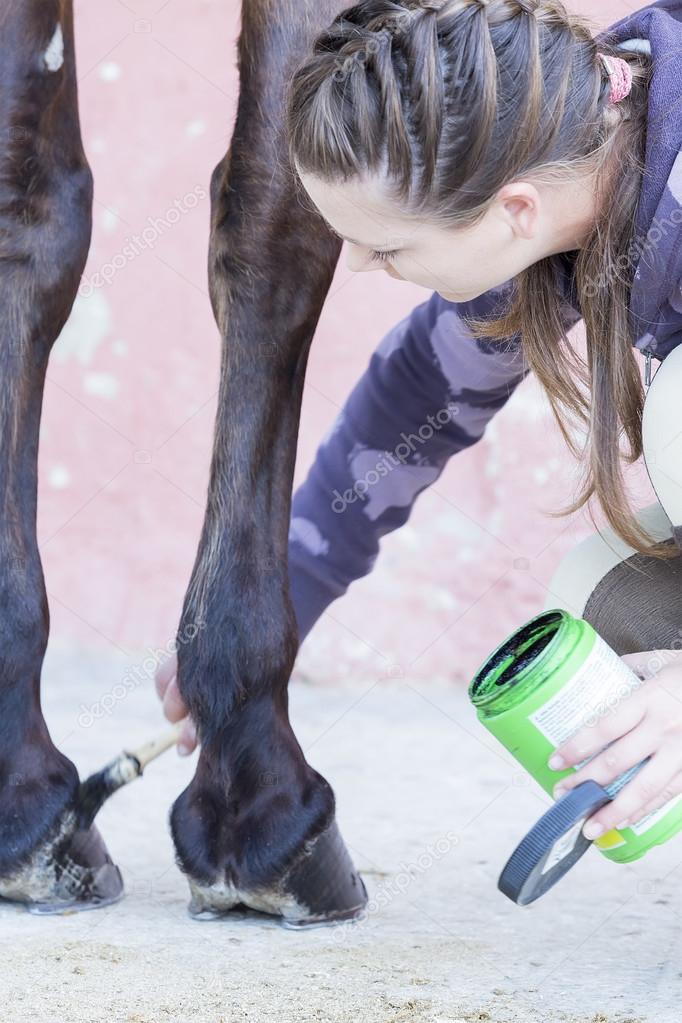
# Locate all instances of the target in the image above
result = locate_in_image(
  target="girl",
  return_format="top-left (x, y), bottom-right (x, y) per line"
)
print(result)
top-left (158, 0), bottom-right (682, 843)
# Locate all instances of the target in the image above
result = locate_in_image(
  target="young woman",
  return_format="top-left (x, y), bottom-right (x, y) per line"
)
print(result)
top-left (158, 0), bottom-right (682, 843)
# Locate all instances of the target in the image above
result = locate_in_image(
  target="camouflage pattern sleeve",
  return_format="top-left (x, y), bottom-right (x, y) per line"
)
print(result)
top-left (288, 279), bottom-right (582, 642)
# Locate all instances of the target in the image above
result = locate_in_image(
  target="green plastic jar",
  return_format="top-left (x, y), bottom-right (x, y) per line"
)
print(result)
top-left (468, 608), bottom-right (682, 862)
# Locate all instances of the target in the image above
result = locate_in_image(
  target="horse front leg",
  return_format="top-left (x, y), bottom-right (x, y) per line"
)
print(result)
top-left (0, 0), bottom-right (122, 911)
top-left (170, 0), bottom-right (367, 926)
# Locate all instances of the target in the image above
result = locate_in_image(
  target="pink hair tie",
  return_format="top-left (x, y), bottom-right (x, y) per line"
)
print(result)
top-left (598, 52), bottom-right (633, 104)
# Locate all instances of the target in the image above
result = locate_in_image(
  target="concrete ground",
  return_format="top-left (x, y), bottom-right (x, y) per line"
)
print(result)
top-left (1, 647), bottom-right (679, 1023)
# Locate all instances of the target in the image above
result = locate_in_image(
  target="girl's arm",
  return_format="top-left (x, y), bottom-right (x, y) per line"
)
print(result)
top-left (289, 284), bottom-right (583, 641)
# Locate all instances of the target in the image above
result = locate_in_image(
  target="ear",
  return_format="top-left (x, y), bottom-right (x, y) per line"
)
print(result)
top-left (497, 181), bottom-right (540, 240)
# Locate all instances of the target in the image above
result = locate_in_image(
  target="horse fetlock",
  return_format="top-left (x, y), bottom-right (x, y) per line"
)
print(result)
top-left (0, 741), bottom-right (76, 873)
top-left (170, 720), bottom-right (367, 926)
top-left (0, 742), bottom-right (123, 912)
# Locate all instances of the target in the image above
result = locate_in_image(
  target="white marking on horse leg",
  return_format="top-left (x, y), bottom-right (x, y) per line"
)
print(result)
top-left (44, 25), bottom-right (64, 72)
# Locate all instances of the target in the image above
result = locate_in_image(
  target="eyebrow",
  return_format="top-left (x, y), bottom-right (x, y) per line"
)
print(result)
top-left (325, 224), bottom-right (404, 251)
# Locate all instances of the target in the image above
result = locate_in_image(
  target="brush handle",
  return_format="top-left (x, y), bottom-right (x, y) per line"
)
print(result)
top-left (126, 721), bottom-right (184, 769)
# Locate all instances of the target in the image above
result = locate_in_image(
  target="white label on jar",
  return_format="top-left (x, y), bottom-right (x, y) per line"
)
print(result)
top-left (528, 632), bottom-right (644, 749)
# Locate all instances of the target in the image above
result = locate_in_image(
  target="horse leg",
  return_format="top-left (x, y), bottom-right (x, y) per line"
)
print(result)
top-left (170, 0), bottom-right (368, 926)
top-left (0, 0), bottom-right (122, 911)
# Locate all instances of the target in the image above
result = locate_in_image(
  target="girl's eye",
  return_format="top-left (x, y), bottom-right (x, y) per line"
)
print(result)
top-left (369, 249), bottom-right (398, 263)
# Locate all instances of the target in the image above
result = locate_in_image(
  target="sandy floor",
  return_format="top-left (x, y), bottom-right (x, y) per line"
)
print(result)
top-left (0, 646), bottom-right (678, 1023)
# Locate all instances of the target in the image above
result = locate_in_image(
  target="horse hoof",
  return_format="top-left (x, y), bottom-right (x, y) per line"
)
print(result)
top-left (186, 818), bottom-right (367, 928)
top-left (0, 813), bottom-right (124, 915)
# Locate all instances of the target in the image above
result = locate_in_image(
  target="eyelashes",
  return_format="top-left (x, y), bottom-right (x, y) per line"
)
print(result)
top-left (369, 249), bottom-right (399, 263)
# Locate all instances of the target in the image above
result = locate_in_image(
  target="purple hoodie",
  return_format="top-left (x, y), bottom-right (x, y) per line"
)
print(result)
top-left (602, 1), bottom-right (682, 366)
top-left (286, 1), bottom-right (682, 643)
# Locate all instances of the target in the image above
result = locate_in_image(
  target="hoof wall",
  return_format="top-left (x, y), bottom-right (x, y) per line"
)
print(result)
top-left (0, 819), bottom-right (124, 915)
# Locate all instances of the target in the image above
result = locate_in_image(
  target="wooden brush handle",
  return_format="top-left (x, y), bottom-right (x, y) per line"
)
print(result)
top-left (127, 721), bottom-right (184, 769)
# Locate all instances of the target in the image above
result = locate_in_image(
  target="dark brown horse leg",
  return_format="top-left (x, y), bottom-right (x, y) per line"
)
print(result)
top-left (0, 1), bottom-right (122, 912)
top-left (171, 0), bottom-right (367, 926)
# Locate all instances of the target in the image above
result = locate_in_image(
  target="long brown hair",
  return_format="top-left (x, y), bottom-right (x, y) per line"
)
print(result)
top-left (285, 0), bottom-right (674, 559)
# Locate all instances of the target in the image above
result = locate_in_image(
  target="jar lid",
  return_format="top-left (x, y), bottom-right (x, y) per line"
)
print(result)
top-left (498, 780), bottom-right (612, 906)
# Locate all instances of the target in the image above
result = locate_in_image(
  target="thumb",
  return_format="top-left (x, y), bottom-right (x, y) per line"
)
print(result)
top-left (620, 651), bottom-right (647, 673)
top-left (620, 649), bottom-right (673, 681)
top-left (155, 651), bottom-right (178, 700)
top-left (177, 716), bottom-right (198, 757)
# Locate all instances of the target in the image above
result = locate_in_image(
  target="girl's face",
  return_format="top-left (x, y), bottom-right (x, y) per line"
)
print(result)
top-left (296, 167), bottom-right (598, 303)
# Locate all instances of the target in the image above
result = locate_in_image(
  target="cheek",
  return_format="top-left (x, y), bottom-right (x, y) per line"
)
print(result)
top-left (400, 252), bottom-right (460, 290)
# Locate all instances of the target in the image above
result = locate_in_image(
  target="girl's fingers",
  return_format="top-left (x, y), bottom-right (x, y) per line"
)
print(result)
top-left (621, 650), bottom-right (682, 681)
top-left (155, 652), bottom-right (178, 700)
top-left (553, 726), bottom-right (658, 797)
top-left (155, 653), bottom-right (198, 754)
top-left (550, 687), bottom-right (647, 770)
top-left (619, 652), bottom-right (657, 679)
top-left (621, 770), bottom-right (682, 827)
top-left (581, 751), bottom-right (682, 839)
top-left (178, 716), bottom-right (198, 756)
top-left (162, 675), bottom-right (189, 723)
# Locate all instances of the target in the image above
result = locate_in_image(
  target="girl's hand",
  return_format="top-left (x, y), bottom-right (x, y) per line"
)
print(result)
top-left (548, 649), bottom-right (682, 840)
top-left (155, 652), bottom-right (198, 756)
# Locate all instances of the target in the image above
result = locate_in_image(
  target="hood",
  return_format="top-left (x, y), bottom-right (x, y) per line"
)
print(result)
top-left (598, 2), bottom-right (682, 362)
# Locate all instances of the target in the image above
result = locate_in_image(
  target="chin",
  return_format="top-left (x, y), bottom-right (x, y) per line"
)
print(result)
top-left (439, 286), bottom-right (483, 303)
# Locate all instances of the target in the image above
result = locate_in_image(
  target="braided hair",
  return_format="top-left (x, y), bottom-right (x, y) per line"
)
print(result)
top-left (286, 0), bottom-right (664, 560)
top-left (288, 0), bottom-right (622, 211)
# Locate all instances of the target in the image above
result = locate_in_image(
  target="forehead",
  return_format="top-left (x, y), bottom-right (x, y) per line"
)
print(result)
top-left (297, 168), bottom-right (416, 243)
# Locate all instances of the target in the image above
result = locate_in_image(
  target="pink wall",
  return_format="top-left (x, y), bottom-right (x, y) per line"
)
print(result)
top-left (40, 0), bottom-right (653, 685)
